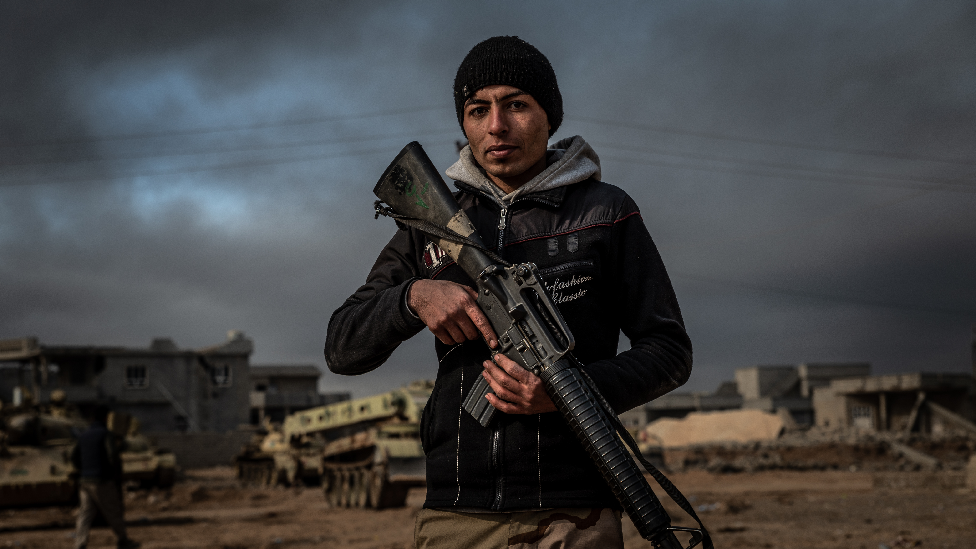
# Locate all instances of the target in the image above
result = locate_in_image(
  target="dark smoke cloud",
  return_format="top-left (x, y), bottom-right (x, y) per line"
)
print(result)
top-left (0, 1), bottom-right (973, 399)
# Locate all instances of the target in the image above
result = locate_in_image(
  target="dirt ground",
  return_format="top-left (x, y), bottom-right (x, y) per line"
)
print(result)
top-left (2, 466), bottom-right (974, 549)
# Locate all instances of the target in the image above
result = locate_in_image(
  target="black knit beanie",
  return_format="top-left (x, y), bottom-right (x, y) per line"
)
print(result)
top-left (453, 36), bottom-right (563, 137)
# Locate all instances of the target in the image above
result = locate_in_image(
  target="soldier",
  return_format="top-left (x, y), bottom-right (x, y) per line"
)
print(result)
top-left (71, 405), bottom-right (140, 549)
top-left (47, 389), bottom-right (74, 418)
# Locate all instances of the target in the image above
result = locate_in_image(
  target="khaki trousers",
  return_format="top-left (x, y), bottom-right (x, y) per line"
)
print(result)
top-left (75, 479), bottom-right (128, 549)
top-left (415, 508), bottom-right (623, 549)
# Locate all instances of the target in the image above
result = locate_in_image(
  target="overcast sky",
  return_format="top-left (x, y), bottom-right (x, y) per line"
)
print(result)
top-left (1, 1), bottom-right (974, 399)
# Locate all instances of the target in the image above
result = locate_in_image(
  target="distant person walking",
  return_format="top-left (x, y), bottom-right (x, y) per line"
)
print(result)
top-left (71, 405), bottom-right (140, 549)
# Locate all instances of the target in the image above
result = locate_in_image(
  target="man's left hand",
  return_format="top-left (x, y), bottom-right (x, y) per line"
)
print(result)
top-left (482, 354), bottom-right (557, 414)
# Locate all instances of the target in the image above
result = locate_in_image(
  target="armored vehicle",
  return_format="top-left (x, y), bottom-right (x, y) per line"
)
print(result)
top-left (236, 422), bottom-right (316, 486)
top-left (0, 404), bottom-right (80, 506)
top-left (236, 380), bottom-right (432, 508)
top-left (109, 412), bottom-right (178, 489)
top-left (0, 402), bottom-right (177, 507)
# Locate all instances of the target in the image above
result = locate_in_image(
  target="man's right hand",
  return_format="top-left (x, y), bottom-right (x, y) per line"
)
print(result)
top-left (408, 279), bottom-right (498, 348)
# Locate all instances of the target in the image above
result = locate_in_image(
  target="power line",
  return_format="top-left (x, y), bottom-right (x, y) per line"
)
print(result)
top-left (593, 140), bottom-right (975, 191)
top-left (9, 133), bottom-right (971, 196)
top-left (0, 106), bottom-right (452, 149)
top-left (1, 126), bottom-right (460, 169)
top-left (569, 115), bottom-right (976, 168)
top-left (600, 152), bottom-right (976, 194)
top-left (0, 145), bottom-right (402, 188)
top-left (0, 130), bottom-right (462, 187)
top-left (672, 272), bottom-right (976, 317)
top-left (7, 137), bottom-right (973, 195)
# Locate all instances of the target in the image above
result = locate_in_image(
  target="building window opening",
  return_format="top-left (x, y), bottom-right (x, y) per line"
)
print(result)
top-left (125, 365), bottom-right (147, 389)
top-left (68, 361), bottom-right (88, 385)
top-left (211, 364), bottom-right (232, 387)
top-left (851, 405), bottom-right (874, 430)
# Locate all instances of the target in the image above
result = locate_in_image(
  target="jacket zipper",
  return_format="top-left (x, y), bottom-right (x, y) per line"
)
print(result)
top-left (496, 207), bottom-right (508, 253)
top-left (491, 427), bottom-right (503, 510)
top-left (490, 204), bottom-right (508, 511)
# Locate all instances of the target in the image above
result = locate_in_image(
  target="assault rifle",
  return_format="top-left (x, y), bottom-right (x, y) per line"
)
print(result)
top-left (373, 142), bottom-right (711, 549)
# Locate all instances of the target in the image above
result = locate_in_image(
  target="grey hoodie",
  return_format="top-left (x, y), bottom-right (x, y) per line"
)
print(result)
top-left (445, 135), bottom-right (602, 205)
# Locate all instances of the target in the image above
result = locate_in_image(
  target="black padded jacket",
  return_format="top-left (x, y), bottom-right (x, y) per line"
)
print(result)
top-left (71, 422), bottom-right (121, 481)
top-left (325, 178), bottom-right (692, 511)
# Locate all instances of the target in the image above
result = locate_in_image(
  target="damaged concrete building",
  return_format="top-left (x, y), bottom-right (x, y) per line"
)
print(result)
top-left (621, 362), bottom-right (872, 430)
top-left (810, 328), bottom-right (976, 435)
top-left (0, 333), bottom-right (355, 467)
top-left (813, 372), bottom-right (976, 435)
top-left (0, 332), bottom-right (253, 433)
top-left (627, 357), bottom-right (975, 435)
top-left (248, 364), bottom-right (349, 424)
top-left (736, 363), bottom-right (872, 426)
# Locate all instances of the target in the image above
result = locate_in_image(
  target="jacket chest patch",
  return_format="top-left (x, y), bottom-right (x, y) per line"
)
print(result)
top-left (546, 233), bottom-right (580, 256)
top-left (544, 273), bottom-right (593, 305)
top-left (423, 241), bottom-right (452, 271)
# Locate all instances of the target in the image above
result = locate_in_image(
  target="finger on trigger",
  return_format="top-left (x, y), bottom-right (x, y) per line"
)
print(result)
top-left (477, 319), bottom-right (498, 348)
top-left (467, 304), bottom-right (498, 348)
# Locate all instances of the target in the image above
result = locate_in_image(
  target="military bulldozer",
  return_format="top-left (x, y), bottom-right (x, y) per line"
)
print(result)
top-left (236, 380), bottom-right (432, 509)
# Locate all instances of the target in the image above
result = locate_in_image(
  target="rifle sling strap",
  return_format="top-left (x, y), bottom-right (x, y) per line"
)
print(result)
top-left (374, 202), bottom-right (510, 267)
top-left (576, 365), bottom-right (714, 549)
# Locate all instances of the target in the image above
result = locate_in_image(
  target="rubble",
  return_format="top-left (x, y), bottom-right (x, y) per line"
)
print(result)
top-left (887, 441), bottom-right (939, 470)
top-left (645, 421), bottom-right (976, 475)
top-left (637, 402), bottom-right (976, 476)
top-left (641, 409), bottom-right (785, 448)
top-left (967, 455), bottom-right (976, 490)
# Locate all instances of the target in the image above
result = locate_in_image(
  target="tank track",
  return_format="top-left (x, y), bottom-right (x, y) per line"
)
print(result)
top-left (321, 459), bottom-right (411, 509)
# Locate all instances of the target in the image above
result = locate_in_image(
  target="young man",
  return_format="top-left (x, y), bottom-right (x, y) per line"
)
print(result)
top-left (326, 36), bottom-right (692, 548)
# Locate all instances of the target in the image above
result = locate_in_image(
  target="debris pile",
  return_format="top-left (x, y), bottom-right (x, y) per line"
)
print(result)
top-left (638, 410), bottom-right (976, 475)
top-left (641, 409), bottom-right (785, 448)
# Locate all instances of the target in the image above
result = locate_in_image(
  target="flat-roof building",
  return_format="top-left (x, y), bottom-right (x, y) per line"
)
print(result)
top-left (0, 332), bottom-right (253, 433)
top-left (813, 372), bottom-right (976, 434)
top-left (248, 364), bottom-right (348, 424)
